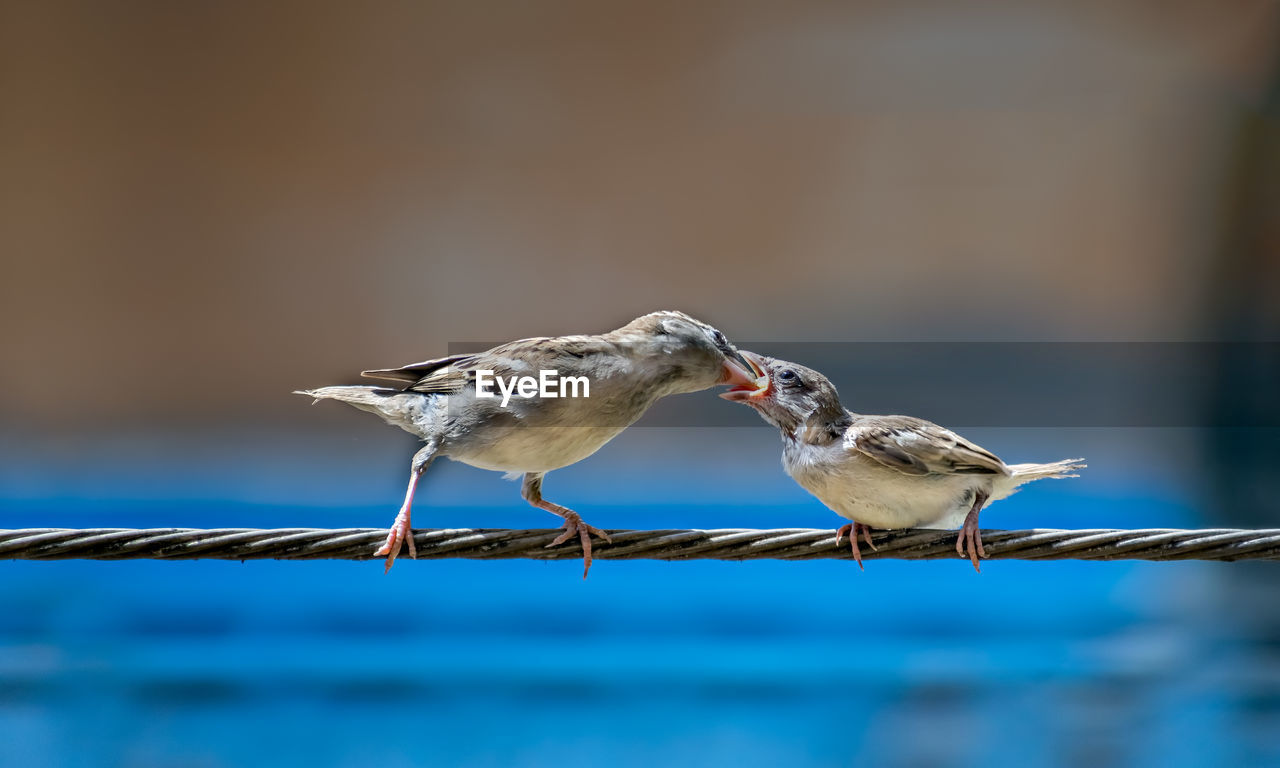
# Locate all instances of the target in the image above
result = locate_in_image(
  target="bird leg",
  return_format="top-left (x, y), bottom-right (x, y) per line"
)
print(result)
top-left (521, 472), bottom-right (612, 579)
top-left (374, 446), bottom-right (436, 573)
top-left (956, 488), bottom-right (990, 573)
top-left (835, 521), bottom-right (878, 570)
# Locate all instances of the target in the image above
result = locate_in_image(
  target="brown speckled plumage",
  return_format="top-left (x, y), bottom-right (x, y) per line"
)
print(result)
top-left (298, 311), bottom-right (758, 577)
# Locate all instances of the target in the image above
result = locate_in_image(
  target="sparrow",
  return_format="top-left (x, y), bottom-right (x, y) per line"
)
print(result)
top-left (297, 310), bottom-right (762, 576)
top-left (722, 353), bottom-right (1084, 571)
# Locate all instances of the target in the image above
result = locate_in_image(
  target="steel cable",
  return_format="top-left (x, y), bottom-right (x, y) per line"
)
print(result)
top-left (1, 527), bottom-right (1278, 562)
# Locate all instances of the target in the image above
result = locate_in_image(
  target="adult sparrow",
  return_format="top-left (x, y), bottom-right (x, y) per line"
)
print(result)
top-left (298, 311), bottom-right (763, 576)
top-left (722, 353), bottom-right (1084, 571)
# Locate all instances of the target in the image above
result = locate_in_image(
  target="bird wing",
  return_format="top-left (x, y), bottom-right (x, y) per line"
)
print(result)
top-left (360, 336), bottom-right (612, 395)
top-left (361, 354), bottom-right (479, 392)
top-left (848, 415), bottom-right (1007, 476)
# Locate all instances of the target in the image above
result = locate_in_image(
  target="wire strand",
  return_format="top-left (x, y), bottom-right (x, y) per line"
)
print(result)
top-left (1, 527), bottom-right (1278, 562)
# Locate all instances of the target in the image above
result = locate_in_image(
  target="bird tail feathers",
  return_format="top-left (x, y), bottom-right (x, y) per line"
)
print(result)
top-left (1007, 458), bottom-right (1086, 481)
top-left (294, 386), bottom-right (423, 431)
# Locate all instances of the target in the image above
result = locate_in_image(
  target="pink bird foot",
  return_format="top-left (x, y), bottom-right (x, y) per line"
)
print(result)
top-left (548, 512), bottom-right (612, 579)
top-left (836, 521), bottom-right (878, 570)
top-left (374, 505), bottom-right (415, 573)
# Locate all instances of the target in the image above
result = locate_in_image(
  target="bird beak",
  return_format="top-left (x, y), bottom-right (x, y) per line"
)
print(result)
top-left (719, 350), bottom-right (770, 401)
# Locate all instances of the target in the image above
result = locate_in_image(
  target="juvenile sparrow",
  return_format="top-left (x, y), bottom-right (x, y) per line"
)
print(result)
top-left (722, 353), bottom-right (1084, 571)
top-left (297, 311), bottom-right (762, 576)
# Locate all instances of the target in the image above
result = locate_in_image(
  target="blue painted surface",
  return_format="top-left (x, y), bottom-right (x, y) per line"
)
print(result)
top-left (1, 433), bottom-right (1277, 768)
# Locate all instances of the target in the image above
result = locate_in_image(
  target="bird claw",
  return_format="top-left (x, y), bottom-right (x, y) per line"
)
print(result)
top-left (374, 506), bottom-right (415, 573)
top-left (835, 523), bottom-right (875, 570)
top-left (546, 513), bottom-right (612, 579)
top-left (956, 514), bottom-right (986, 573)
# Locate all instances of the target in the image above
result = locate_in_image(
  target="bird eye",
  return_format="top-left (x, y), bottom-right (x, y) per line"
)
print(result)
top-left (710, 329), bottom-right (726, 346)
top-left (778, 369), bottom-right (798, 384)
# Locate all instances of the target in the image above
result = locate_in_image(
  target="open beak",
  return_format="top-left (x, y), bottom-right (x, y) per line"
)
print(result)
top-left (718, 350), bottom-right (770, 402)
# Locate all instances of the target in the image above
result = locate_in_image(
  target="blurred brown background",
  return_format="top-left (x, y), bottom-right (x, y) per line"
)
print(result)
top-left (1, 0), bottom-right (1277, 427)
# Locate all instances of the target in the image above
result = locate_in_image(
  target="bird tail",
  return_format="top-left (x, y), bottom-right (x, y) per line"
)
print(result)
top-left (1007, 458), bottom-right (1086, 482)
top-left (294, 385), bottom-right (425, 431)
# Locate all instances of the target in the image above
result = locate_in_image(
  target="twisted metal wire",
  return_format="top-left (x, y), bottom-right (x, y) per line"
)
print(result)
top-left (1, 527), bottom-right (1279, 562)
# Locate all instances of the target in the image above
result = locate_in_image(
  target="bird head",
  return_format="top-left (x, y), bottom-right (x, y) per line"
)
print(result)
top-left (721, 352), bottom-right (846, 438)
top-left (611, 310), bottom-right (764, 395)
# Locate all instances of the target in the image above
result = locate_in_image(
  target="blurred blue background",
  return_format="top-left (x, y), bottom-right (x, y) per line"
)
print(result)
top-left (2, 1), bottom-right (1279, 766)
top-left (2, 425), bottom-right (1276, 767)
